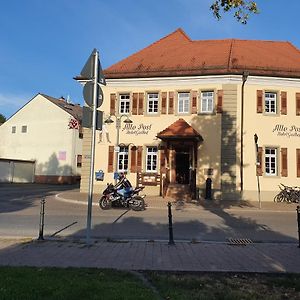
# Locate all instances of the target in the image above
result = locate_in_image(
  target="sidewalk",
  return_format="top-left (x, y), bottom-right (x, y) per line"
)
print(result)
top-left (1, 237), bottom-right (299, 273)
top-left (56, 189), bottom-right (299, 212)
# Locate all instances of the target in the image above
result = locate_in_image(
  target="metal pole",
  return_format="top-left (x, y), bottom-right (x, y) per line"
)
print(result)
top-left (114, 118), bottom-right (121, 184)
top-left (167, 202), bottom-right (175, 245)
top-left (254, 134), bottom-right (261, 209)
top-left (297, 206), bottom-right (300, 248)
top-left (38, 197), bottom-right (46, 240)
top-left (86, 50), bottom-right (99, 244)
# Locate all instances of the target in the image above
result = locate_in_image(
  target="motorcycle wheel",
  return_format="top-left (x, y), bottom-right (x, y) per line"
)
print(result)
top-left (99, 196), bottom-right (112, 210)
top-left (129, 196), bottom-right (145, 211)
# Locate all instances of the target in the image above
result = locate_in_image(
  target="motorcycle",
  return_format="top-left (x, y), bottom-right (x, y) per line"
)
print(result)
top-left (99, 183), bottom-right (146, 211)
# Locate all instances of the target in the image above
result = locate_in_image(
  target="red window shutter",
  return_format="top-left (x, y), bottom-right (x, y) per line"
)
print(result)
top-left (130, 146), bottom-right (137, 173)
top-left (257, 90), bottom-right (263, 113)
top-left (168, 92), bottom-right (174, 114)
top-left (161, 92), bottom-right (167, 114)
top-left (217, 90), bottom-right (223, 113)
top-left (281, 148), bottom-right (288, 177)
top-left (132, 93), bottom-right (138, 115)
top-left (138, 93), bottom-right (144, 115)
top-left (297, 149), bottom-right (300, 177)
top-left (110, 94), bottom-right (116, 115)
top-left (192, 91), bottom-right (197, 114)
top-left (256, 147), bottom-right (263, 176)
top-left (281, 91), bottom-right (287, 115)
top-left (137, 146), bottom-right (143, 172)
top-left (160, 148), bottom-right (166, 173)
top-left (108, 146), bottom-right (114, 173)
top-left (296, 93), bottom-right (300, 116)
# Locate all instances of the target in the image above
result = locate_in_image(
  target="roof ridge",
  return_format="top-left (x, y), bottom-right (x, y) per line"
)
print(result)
top-left (228, 39), bottom-right (235, 70)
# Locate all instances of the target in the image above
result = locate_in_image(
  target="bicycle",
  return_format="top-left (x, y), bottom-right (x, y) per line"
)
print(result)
top-left (274, 183), bottom-right (300, 203)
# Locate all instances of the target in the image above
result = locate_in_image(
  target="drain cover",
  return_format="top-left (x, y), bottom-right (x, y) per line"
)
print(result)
top-left (227, 238), bottom-right (252, 246)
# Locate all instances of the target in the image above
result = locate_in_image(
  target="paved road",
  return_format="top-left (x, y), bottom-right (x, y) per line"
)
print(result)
top-left (0, 184), bottom-right (299, 243)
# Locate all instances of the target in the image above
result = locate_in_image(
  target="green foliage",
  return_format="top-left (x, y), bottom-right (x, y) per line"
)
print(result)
top-left (210, 0), bottom-right (259, 24)
top-left (0, 113), bottom-right (6, 123)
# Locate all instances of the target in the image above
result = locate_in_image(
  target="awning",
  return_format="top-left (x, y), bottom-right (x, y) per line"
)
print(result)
top-left (156, 118), bottom-right (203, 142)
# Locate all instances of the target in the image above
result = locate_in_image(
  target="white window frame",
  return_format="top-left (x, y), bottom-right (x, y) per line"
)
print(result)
top-left (178, 92), bottom-right (190, 114)
top-left (119, 94), bottom-right (130, 114)
top-left (146, 147), bottom-right (158, 172)
top-left (11, 126), bottom-right (16, 134)
top-left (200, 91), bottom-right (214, 113)
top-left (118, 146), bottom-right (129, 172)
top-left (147, 93), bottom-right (159, 114)
top-left (265, 147), bottom-right (277, 176)
top-left (264, 92), bottom-right (277, 114)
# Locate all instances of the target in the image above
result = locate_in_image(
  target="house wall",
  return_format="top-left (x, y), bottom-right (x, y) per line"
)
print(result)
top-left (80, 75), bottom-right (300, 201)
top-left (240, 77), bottom-right (300, 202)
top-left (0, 94), bottom-right (82, 184)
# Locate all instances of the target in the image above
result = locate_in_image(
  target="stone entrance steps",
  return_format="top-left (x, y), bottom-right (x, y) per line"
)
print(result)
top-left (166, 183), bottom-right (192, 200)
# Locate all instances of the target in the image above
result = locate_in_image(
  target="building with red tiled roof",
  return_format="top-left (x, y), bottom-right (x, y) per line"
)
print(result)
top-left (80, 29), bottom-right (300, 203)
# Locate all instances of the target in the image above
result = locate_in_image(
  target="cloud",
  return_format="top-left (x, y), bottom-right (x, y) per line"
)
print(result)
top-left (0, 92), bottom-right (31, 119)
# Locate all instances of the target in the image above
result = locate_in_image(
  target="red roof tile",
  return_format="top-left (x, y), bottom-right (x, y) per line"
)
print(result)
top-left (104, 28), bottom-right (300, 79)
top-left (157, 118), bottom-right (203, 141)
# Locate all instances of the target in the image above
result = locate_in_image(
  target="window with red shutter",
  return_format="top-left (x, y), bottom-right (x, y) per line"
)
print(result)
top-left (192, 91), bottom-right (197, 114)
top-left (137, 146), bottom-right (143, 172)
top-left (130, 146), bottom-right (137, 173)
top-left (108, 146), bottom-right (114, 173)
top-left (161, 92), bottom-right (167, 114)
top-left (297, 149), bottom-right (300, 177)
top-left (110, 94), bottom-right (116, 115)
top-left (281, 91), bottom-right (287, 115)
top-left (138, 93), bottom-right (144, 115)
top-left (132, 93), bottom-right (138, 115)
top-left (168, 92), bottom-right (174, 114)
top-left (281, 148), bottom-right (288, 177)
top-left (217, 90), bottom-right (223, 113)
top-left (257, 90), bottom-right (263, 113)
top-left (296, 93), bottom-right (300, 116)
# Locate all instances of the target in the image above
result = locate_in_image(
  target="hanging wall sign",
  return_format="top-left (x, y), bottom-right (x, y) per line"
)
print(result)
top-left (272, 124), bottom-right (300, 138)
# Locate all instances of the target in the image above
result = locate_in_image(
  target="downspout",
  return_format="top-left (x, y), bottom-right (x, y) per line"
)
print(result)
top-left (240, 71), bottom-right (249, 193)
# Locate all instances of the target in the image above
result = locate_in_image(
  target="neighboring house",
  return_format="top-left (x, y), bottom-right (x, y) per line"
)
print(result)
top-left (0, 93), bottom-right (83, 184)
top-left (78, 28), bottom-right (300, 202)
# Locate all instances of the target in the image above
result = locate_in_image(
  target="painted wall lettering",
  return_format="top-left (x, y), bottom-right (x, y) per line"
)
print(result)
top-left (122, 123), bottom-right (152, 135)
top-left (272, 124), bottom-right (300, 138)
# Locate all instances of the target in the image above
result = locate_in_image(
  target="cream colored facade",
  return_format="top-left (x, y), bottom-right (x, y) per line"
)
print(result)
top-left (80, 75), bottom-right (300, 202)
top-left (0, 94), bottom-right (83, 183)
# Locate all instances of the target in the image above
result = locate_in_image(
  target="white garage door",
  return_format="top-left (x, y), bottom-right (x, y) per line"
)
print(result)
top-left (0, 160), bottom-right (35, 183)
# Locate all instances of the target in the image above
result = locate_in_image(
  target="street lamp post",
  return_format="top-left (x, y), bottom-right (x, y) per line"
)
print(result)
top-left (104, 114), bottom-right (133, 183)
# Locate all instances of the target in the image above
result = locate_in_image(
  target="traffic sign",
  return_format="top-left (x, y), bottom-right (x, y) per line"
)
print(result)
top-left (83, 81), bottom-right (103, 107)
top-left (81, 49), bottom-right (106, 86)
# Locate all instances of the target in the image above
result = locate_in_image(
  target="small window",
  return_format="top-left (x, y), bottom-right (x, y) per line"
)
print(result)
top-left (147, 93), bottom-right (159, 114)
top-left (146, 147), bottom-right (158, 172)
top-left (12, 126), bottom-right (16, 133)
top-left (118, 146), bottom-right (129, 172)
top-left (119, 94), bottom-right (130, 114)
top-left (77, 155), bottom-right (82, 168)
top-left (201, 91), bottom-right (214, 113)
top-left (265, 147), bottom-right (277, 176)
top-left (178, 92), bottom-right (190, 113)
top-left (21, 125), bottom-right (27, 133)
top-left (265, 92), bottom-right (277, 114)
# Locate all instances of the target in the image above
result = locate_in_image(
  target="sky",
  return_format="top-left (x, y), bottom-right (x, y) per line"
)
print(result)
top-left (1, 0), bottom-right (300, 119)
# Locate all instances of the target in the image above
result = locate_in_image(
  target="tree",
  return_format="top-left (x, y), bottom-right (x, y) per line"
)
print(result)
top-left (210, 0), bottom-right (259, 24)
top-left (0, 113), bottom-right (6, 124)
